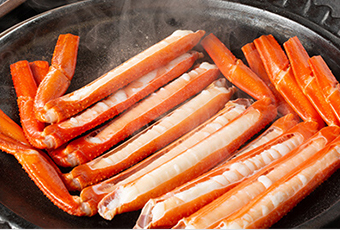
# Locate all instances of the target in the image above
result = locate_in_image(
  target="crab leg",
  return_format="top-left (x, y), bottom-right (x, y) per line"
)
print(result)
top-left (135, 120), bottom-right (315, 229)
top-left (34, 34), bottom-right (79, 122)
top-left (308, 55), bottom-right (340, 123)
top-left (0, 112), bottom-right (90, 216)
top-left (253, 34), bottom-right (324, 127)
top-left (283, 36), bottom-right (339, 126)
top-left (174, 125), bottom-right (338, 229)
top-left (29, 61), bottom-right (49, 85)
top-left (218, 131), bottom-right (340, 229)
top-left (80, 98), bottom-right (249, 214)
top-left (241, 42), bottom-right (296, 117)
top-left (10, 60), bottom-right (47, 148)
top-left (200, 33), bottom-right (276, 104)
top-left (49, 62), bottom-right (219, 167)
top-left (235, 113), bottom-right (298, 156)
top-left (42, 52), bottom-right (202, 149)
top-left (97, 98), bottom-right (277, 220)
top-left (63, 78), bottom-right (234, 190)
top-left (0, 109), bottom-right (28, 145)
top-left (39, 30), bottom-right (205, 123)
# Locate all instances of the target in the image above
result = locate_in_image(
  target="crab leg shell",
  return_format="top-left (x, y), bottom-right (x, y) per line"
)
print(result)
top-left (50, 62), bottom-right (219, 167)
top-left (80, 99), bottom-right (249, 214)
top-left (201, 33), bottom-right (276, 104)
top-left (41, 30), bottom-right (205, 123)
top-left (241, 42), bottom-right (296, 117)
top-left (135, 120), bottom-right (314, 229)
top-left (219, 128), bottom-right (340, 229)
top-left (29, 60), bottom-right (49, 86)
top-left (97, 98), bottom-right (277, 220)
top-left (308, 55), bottom-right (340, 123)
top-left (0, 128), bottom-right (90, 216)
top-left (0, 109), bottom-right (28, 145)
top-left (10, 60), bottom-right (46, 148)
top-left (253, 34), bottom-right (324, 127)
top-left (34, 34), bottom-right (79, 122)
top-left (175, 124), bottom-right (335, 229)
top-left (42, 52), bottom-right (202, 149)
top-left (283, 36), bottom-right (339, 126)
top-left (64, 78), bottom-right (233, 190)
top-left (236, 113), bottom-right (299, 156)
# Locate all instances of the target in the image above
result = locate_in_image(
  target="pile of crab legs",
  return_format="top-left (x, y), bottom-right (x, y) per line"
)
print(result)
top-left (1, 28), bottom-right (340, 228)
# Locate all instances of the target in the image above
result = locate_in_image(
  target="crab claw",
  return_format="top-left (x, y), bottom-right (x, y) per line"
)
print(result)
top-left (308, 55), bottom-right (340, 124)
top-left (0, 110), bottom-right (91, 216)
top-left (283, 36), bottom-right (339, 126)
top-left (29, 61), bottom-right (49, 86)
top-left (201, 33), bottom-right (277, 104)
top-left (34, 33), bottom-right (80, 122)
top-left (253, 34), bottom-right (324, 128)
top-left (10, 60), bottom-right (46, 149)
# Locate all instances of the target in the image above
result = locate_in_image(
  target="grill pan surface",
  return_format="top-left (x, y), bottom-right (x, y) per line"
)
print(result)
top-left (0, 0), bottom-right (340, 228)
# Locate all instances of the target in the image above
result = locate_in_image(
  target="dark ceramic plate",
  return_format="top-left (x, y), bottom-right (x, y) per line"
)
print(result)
top-left (0, 0), bottom-right (340, 228)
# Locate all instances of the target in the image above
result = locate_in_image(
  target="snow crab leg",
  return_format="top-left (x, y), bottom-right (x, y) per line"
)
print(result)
top-left (34, 33), bottom-right (79, 122)
top-left (79, 98), bottom-right (250, 214)
top-left (49, 62), bottom-right (219, 167)
top-left (200, 33), bottom-right (276, 104)
top-left (253, 34), bottom-right (324, 127)
top-left (39, 30), bottom-right (205, 123)
top-left (42, 51), bottom-right (202, 149)
top-left (174, 125), bottom-right (338, 229)
top-left (308, 55), bottom-right (340, 124)
top-left (10, 60), bottom-right (47, 148)
top-left (218, 130), bottom-right (340, 229)
top-left (97, 98), bottom-right (277, 220)
top-left (241, 42), bottom-right (296, 117)
top-left (0, 109), bottom-right (28, 146)
top-left (0, 110), bottom-right (90, 216)
top-left (135, 120), bottom-right (314, 229)
top-left (29, 60), bottom-right (49, 86)
top-left (235, 113), bottom-right (298, 156)
top-left (283, 36), bottom-right (339, 126)
top-left (63, 78), bottom-right (234, 190)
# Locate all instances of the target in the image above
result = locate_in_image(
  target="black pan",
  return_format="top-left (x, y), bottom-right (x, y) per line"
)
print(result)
top-left (0, 0), bottom-right (340, 228)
